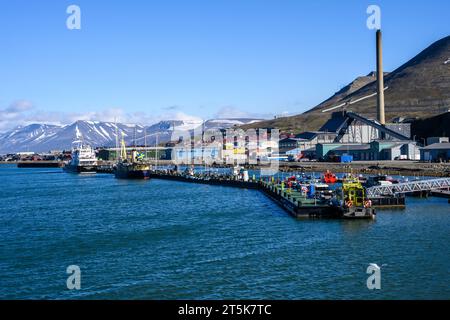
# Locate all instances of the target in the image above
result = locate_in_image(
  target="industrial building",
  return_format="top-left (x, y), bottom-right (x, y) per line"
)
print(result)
top-left (97, 146), bottom-right (167, 161)
top-left (319, 112), bottom-right (412, 143)
top-left (316, 140), bottom-right (420, 161)
top-left (278, 31), bottom-right (422, 163)
top-left (279, 132), bottom-right (336, 154)
top-left (426, 137), bottom-right (449, 145)
top-left (420, 143), bottom-right (450, 162)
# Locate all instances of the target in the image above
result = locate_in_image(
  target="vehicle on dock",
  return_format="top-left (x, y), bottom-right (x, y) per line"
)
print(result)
top-left (333, 178), bottom-right (376, 219)
top-left (63, 143), bottom-right (97, 174)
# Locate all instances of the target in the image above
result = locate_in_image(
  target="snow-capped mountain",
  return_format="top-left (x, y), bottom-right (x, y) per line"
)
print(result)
top-left (200, 118), bottom-right (264, 131)
top-left (0, 121), bottom-right (140, 153)
top-left (134, 119), bottom-right (204, 146)
top-left (0, 124), bottom-right (62, 153)
top-left (0, 118), bottom-right (263, 153)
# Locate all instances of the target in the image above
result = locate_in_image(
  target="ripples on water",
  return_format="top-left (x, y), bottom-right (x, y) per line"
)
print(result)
top-left (0, 165), bottom-right (449, 299)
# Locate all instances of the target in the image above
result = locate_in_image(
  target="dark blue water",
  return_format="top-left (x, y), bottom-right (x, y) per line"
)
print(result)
top-left (0, 165), bottom-right (449, 299)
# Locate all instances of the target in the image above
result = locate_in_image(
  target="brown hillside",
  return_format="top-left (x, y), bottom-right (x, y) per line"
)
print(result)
top-left (245, 35), bottom-right (450, 133)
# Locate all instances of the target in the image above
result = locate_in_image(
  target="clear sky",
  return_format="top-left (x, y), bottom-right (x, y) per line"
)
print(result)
top-left (0, 0), bottom-right (449, 130)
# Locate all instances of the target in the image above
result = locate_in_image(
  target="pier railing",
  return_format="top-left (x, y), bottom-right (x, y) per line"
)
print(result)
top-left (366, 178), bottom-right (450, 197)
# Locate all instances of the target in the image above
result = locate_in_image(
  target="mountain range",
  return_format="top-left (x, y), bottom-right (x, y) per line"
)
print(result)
top-left (0, 118), bottom-right (262, 153)
top-left (243, 35), bottom-right (450, 133)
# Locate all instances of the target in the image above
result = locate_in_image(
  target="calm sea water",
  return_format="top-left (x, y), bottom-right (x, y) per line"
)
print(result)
top-left (0, 165), bottom-right (449, 300)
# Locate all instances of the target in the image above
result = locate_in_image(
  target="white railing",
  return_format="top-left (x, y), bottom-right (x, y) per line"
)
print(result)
top-left (366, 178), bottom-right (450, 197)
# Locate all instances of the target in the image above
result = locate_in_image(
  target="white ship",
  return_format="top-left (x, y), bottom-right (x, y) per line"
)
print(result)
top-left (63, 143), bottom-right (98, 174)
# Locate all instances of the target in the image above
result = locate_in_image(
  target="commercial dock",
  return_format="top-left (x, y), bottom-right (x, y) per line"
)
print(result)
top-left (4, 30), bottom-right (450, 218)
top-left (144, 168), bottom-right (448, 219)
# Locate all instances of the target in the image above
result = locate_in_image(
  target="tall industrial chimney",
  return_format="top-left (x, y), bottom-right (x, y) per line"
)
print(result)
top-left (376, 30), bottom-right (386, 125)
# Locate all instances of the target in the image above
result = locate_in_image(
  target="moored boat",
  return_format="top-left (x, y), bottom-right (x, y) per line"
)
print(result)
top-left (114, 136), bottom-right (151, 180)
top-left (63, 143), bottom-right (97, 174)
top-left (333, 178), bottom-right (376, 219)
top-left (115, 159), bottom-right (151, 179)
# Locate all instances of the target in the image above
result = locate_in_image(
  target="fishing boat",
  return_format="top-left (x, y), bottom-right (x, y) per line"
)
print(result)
top-left (333, 178), bottom-right (376, 219)
top-left (63, 143), bottom-right (97, 174)
top-left (114, 135), bottom-right (151, 180)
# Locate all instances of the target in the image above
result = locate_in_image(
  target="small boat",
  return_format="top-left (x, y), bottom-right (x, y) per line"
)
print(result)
top-left (63, 143), bottom-right (97, 174)
top-left (333, 178), bottom-right (376, 219)
top-left (322, 170), bottom-right (337, 184)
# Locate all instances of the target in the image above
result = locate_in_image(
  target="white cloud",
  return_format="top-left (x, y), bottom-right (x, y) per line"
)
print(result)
top-left (0, 101), bottom-right (204, 133)
top-left (214, 106), bottom-right (272, 120)
top-left (0, 100), bottom-right (36, 131)
top-left (6, 100), bottom-right (34, 113)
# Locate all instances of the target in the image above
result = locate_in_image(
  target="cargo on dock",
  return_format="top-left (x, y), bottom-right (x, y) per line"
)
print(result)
top-left (260, 181), bottom-right (342, 219)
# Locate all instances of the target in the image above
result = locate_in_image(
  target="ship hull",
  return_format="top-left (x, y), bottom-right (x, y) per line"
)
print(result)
top-left (114, 169), bottom-right (151, 179)
top-left (341, 207), bottom-right (376, 219)
top-left (114, 162), bottom-right (151, 180)
top-left (63, 164), bottom-right (97, 174)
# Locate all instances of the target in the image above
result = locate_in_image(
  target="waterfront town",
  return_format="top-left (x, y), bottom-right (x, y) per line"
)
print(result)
top-left (2, 112), bottom-right (449, 168)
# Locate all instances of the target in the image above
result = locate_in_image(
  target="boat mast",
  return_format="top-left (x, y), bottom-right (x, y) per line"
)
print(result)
top-left (115, 118), bottom-right (119, 161)
top-left (203, 119), bottom-right (206, 173)
top-left (155, 133), bottom-right (159, 170)
top-left (120, 132), bottom-right (127, 160)
top-left (144, 126), bottom-right (147, 160)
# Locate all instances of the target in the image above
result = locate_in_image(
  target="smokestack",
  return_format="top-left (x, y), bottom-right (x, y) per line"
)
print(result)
top-left (376, 30), bottom-right (385, 125)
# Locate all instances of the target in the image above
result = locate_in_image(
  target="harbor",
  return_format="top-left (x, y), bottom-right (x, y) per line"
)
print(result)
top-left (0, 0), bottom-right (449, 302)
top-left (6, 138), bottom-right (450, 220)
top-left (1, 163), bottom-right (449, 300)
top-left (17, 141), bottom-right (443, 220)
top-left (146, 170), bottom-right (378, 219)
top-left (8, 148), bottom-right (450, 219)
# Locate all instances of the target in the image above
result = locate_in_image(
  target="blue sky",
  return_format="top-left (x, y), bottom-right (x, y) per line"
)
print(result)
top-left (0, 0), bottom-right (449, 130)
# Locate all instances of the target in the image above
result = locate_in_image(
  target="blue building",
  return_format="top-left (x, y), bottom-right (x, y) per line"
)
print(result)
top-left (420, 143), bottom-right (450, 162)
